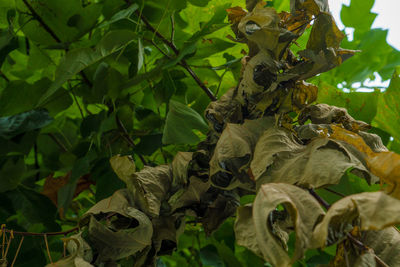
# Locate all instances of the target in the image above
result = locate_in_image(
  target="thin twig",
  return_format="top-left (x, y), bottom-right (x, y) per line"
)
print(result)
top-left (170, 12), bottom-right (175, 46)
top-left (180, 61), bottom-right (217, 101)
top-left (323, 187), bottom-right (346, 197)
top-left (10, 236), bottom-right (24, 267)
top-left (343, 243), bottom-right (350, 267)
top-left (34, 143), bottom-right (40, 181)
top-left (44, 234), bottom-right (53, 264)
top-left (70, 86), bottom-right (85, 119)
top-left (4, 227), bottom-right (79, 237)
top-left (308, 188), bottom-right (330, 209)
top-left (142, 37), bottom-right (171, 58)
top-left (48, 133), bottom-right (68, 152)
top-left (22, 0), bottom-right (61, 43)
top-left (136, 11), bottom-right (217, 101)
top-left (115, 115), bottom-right (148, 165)
top-left (0, 70), bottom-right (9, 82)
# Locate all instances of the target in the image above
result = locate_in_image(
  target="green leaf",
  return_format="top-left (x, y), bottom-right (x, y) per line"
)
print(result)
top-left (373, 67), bottom-right (400, 141)
top-left (0, 79), bottom-right (49, 116)
top-left (0, 157), bottom-right (25, 192)
top-left (0, 28), bottom-right (18, 67)
top-left (162, 100), bottom-right (208, 144)
top-left (16, 0), bottom-right (101, 45)
top-left (0, 110), bottom-right (53, 139)
top-left (200, 245), bottom-right (225, 267)
top-left (188, 0), bottom-right (211, 7)
top-left (340, 0), bottom-right (377, 36)
top-left (164, 4), bottom-right (230, 68)
top-left (39, 30), bottom-right (137, 105)
top-left (100, 3), bottom-right (139, 27)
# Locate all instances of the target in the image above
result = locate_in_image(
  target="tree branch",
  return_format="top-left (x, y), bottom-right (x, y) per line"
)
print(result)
top-left (135, 10), bottom-right (217, 101)
top-left (115, 115), bottom-right (148, 166)
top-left (22, 0), bottom-right (61, 43)
top-left (3, 227), bottom-right (78, 237)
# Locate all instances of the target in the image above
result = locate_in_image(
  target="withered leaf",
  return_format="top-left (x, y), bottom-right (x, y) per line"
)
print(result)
top-left (152, 213), bottom-right (185, 254)
top-left (168, 177), bottom-right (210, 212)
top-left (319, 125), bottom-right (400, 198)
top-left (46, 236), bottom-right (93, 267)
top-left (307, 12), bottom-right (344, 51)
top-left (81, 189), bottom-right (153, 262)
top-left (290, 0), bottom-right (330, 15)
top-left (312, 191), bottom-right (400, 248)
top-left (109, 154), bottom-right (136, 183)
top-left (171, 152), bottom-right (193, 191)
top-left (251, 126), bottom-right (374, 189)
top-left (238, 3), bottom-right (281, 53)
top-left (42, 172), bottom-right (93, 207)
top-left (235, 183), bottom-right (324, 266)
top-left (202, 192), bottom-right (239, 235)
top-left (210, 117), bottom-right (274, 190)
top-left (205, 88), bottom-right (242, 132)
top-left (299, 104), bottom-right (371, 132)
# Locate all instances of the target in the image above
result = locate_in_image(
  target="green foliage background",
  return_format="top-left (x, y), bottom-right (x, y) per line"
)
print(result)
top-left (0, 0), bottom-right (399, 265)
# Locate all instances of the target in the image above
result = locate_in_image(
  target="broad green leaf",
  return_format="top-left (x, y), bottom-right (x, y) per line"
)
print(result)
top-left (0, 79), bottom-right (49, 116)
top-left (16, 0), bottom-right (101, 45)
top-left (0, 109), bottom-right (53, 139)
top-left (164, 4), bottom-right (230, 68)
top-left (373, 67), bottom-right (400, 141)
top-left (0, 157), bottom-right (25, 192)
top-left (340, 0), bottom-right (376, 36)
top-left (39, 30), bottom-right (137, 105)
top-left (0, 29), bottom-right (18, 67)
top-left (200, 245), bottom-right (224, 267)
top-left (100, 3), bottom-right (138, 28)
top-left (162, 100), bottom-right (208, 145)
top-left (317, 82), bottom-right (380, 124)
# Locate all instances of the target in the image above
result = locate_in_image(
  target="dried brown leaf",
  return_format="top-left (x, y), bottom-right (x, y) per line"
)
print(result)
top-left (82, 189), bottom-right (153, 262)
top-left (251, 126), bottom-right (374, 189)
top-left (210, 117), bottom-right (274, 190)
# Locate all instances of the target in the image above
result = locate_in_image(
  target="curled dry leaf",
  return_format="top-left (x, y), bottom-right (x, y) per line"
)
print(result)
top-left (299, 104), bottom-right (371, 132)
top-left (209, 117), bottom-right (274, 190)
top-left (235, 183), bottom-right (324, 266)
top-left (306, 12), bottom-right (344, 51)
top-left (202, 192), bottom-right (239, 235)
top-left (46, 237), bottom-right (93, 267)
top-left (171, 152), bottom-right (193, 191)
top-left (238, 3), bottom-right (281, 53)
top-left (291, 0), bottom-right (330, 15)
top-left (109, 154), bottom-right (136, 182)
top-left (66, 232), bottom-right (93, 263)
top-left (205, 88), bottom-right (242, 133)
top-left (320, 125), bottom-right (400, 198)
top-left (251, 126), bottom-right (375, 189)
top-left (152, 213), bottom-right (186, 254)
top-left (81, 189), bottom-right (153, 262)
top-left (111, 154), bottom-right (173, 217)
top-left (312, 191), bottom-right (400, 247)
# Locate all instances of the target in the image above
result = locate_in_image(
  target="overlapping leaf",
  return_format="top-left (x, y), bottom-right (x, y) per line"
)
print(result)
top-left (81, 189), bottom-right (153, 262)
top-left (250, 125), bottom-right (375, 189)
top-left (110, 155), bottom-right (172, 217)
top-left (235, 183), bottom-right (400, 266)
top-left (210, 117), bottom-right (274, 190)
